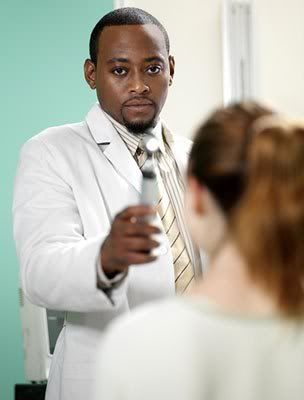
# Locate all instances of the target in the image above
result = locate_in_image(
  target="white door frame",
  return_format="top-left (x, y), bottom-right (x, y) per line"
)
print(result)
top-left (114, 0), bottom-right (126, 8)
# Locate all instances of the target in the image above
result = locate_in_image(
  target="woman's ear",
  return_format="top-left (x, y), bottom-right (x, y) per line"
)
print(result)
top-left (187, 176), bottom-right (205, 215)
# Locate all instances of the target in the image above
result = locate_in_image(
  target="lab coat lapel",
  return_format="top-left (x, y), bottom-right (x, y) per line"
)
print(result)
top-left (85, 103), bottom-right (142, 194)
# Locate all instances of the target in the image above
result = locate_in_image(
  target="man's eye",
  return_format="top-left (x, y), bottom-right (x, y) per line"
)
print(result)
top-left (112, 68), bottom-right (127, 76)
top-left (147, 66), bottom-right (162, 74)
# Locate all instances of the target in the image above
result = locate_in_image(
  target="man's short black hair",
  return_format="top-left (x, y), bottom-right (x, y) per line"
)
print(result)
top-left (89, 7), bottom-right (170, 65)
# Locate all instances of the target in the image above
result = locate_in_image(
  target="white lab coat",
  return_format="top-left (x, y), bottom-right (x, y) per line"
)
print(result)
top-left (13, 103), bottom-right (201, 400)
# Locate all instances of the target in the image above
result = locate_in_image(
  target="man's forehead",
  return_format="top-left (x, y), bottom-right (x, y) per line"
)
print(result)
top-left (98, 24), bottom-right (167, 56)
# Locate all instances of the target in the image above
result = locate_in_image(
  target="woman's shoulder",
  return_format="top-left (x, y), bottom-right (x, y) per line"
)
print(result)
top-left (98, 296), bottom-right (304, 387)
top-left (101, 298), bottom-right (202, 353)
top-left (107, 298), bottom-right (196, 336)
top-left (103, 296), bottom-right (304, 352)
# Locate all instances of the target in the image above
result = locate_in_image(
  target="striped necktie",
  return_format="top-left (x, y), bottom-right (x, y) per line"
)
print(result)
top-left (137, 140), bottom-right (194, 294)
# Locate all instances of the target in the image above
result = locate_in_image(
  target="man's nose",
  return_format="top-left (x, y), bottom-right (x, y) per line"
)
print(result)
top-left (129, 72), bottom-right (150, 95)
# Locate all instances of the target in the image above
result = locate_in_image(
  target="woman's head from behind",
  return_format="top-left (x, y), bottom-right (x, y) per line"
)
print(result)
top-left (187, 102), bottom-right (304, 316)
top-left (187, 103), bottom-right (304, 315)
top-left (186, 102), bottom-right (272, 252)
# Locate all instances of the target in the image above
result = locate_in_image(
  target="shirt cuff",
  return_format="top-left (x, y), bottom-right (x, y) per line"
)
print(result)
top-left (96, 254), bottom-right (127, 290)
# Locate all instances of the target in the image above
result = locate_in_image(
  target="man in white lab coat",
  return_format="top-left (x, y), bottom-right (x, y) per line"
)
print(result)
top-left (13, 7), bottom-right (203, 400)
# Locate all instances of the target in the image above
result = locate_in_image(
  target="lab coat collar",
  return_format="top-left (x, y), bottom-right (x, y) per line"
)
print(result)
top-left (85, 102), bottom-right (114, 144)
top-left (85, 103), bottom-right (142, 193)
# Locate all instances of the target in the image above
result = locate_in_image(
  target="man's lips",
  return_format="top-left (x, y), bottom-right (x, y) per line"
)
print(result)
top-left (123, 99), bottom-right (154, 107)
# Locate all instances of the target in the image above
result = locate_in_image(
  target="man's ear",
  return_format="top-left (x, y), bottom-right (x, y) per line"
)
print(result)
top-left (168, 55), bottom-right (175, 86)
top-left (188, 176), bottom-right (205, 215)
top-left (84, 59), bottom-right (96, 89)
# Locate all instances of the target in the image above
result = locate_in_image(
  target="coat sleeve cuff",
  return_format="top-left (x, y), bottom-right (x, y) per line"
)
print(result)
top-left (96, 254), bottom-right (128, 290)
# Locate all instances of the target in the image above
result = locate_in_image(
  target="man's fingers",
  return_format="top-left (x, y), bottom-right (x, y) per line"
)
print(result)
top-left (103, 206), bottom-right (162, 271)
top-left (123, 222), bottom-right (161, 236)
top-left (122, 237), bottom-right (159, 252)
top-left (117, 205), bottom-right (156, 221)
top-left (125, 252), bottom-right (157, 265)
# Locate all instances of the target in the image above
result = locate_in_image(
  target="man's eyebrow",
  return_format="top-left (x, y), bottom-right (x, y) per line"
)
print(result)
top-left (144, 57), bottom-right (165, 63)
top-left (107, 56), bottom-right (165, 64)
top-left (107, 57), bottom-right (129, 64)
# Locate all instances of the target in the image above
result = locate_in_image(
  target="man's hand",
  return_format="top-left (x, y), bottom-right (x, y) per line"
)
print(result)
top-left (100, 205), bottom-right (161, 277)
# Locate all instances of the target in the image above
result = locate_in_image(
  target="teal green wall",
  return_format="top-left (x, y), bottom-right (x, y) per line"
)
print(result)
top-left (0, 1), bottom-right (113, 399)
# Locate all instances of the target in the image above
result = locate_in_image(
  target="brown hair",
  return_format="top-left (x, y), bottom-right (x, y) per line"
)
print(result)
top-left (233, 118), bottom-right (304, 316)
top-left (189, 102), bottom-right (304, 316)
top-left (189, 102), bottom-right (273, 212)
